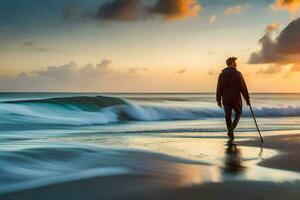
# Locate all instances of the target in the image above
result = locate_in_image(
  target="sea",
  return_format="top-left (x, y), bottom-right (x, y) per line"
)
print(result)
top-left (1, 93), bottom-right (300, 194)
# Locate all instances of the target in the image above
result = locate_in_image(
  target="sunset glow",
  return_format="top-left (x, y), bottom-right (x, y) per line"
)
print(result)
top-left (0, 0), bottom-right (299, 92)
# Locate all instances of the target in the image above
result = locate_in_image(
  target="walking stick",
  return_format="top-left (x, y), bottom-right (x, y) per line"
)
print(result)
top-left (249, 104), bottom-right (264, 143)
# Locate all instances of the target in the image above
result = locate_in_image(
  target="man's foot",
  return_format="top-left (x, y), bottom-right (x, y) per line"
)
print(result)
top-left (227, 131), bottom-right (234, 140)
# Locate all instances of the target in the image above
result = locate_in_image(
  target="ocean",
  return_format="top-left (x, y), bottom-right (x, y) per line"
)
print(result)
top-left (1, 93), bottom-right (300, 194)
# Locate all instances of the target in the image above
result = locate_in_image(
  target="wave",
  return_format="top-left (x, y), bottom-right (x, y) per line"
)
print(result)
top-left (0, 143), bottom-right (210, 194)
top-left (1, 95), bottom-right (300, 126)
top-left (0, 146), bottom-right (133, 194)
top-left (4, 96), bottom-right (127, 111)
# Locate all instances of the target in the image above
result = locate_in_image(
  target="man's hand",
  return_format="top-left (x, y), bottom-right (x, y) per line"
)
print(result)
top-left (246, 99), bottom-right (251, 106)
top-left (217, 101), bottom-right (222, 108)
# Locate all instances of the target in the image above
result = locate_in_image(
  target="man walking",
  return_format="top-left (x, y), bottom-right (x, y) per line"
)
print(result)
top-left (216, 57), bottom-right (250, 139)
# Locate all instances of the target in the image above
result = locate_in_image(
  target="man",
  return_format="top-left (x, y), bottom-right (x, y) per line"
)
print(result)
top-left (216, 57), bottom-right (250, 139)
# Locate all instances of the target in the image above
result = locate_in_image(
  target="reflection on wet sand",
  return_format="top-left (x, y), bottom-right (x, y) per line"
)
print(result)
top-left (149, 139), bottom-right (265, 188)
top-left (222, 140), bottom-right (245, 175)
top-left (46, 134), bottom-right (300, 188)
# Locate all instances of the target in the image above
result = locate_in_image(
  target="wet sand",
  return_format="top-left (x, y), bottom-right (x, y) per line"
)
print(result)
top-left (238, 134), bottom-right (300, 173)
top-left (1, 177), bottom-right (300, 200)
top-left (1, 134), bottom-right (300, 200)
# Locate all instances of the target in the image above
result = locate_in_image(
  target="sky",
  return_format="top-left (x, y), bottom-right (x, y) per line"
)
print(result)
top-left (0, 0), bottom-right (300, 92)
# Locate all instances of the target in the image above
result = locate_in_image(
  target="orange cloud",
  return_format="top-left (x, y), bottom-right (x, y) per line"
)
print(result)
top-left (209, 15), bottom-right (216, 23)
top-left (151, 0), bottom-right (201, 20)
top-left (256, 64), bottom-right (283, 74)
top-left (265, 21), bottom-right (281, 33)
top-left (225, 4), bottom-right (249, 15)
top-left (271, 0), bottom-right (300, 14)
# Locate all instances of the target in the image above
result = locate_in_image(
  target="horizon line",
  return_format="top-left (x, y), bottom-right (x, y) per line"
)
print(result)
top-left (1, 92), bottom-right (300, 94)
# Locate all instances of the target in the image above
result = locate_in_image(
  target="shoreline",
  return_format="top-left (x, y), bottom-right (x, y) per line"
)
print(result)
top-left (238, 134), bottom-right (300, 173)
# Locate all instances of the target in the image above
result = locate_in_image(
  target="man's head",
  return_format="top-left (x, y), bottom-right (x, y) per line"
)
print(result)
top-left (226, 57), bottom-right (237, 67)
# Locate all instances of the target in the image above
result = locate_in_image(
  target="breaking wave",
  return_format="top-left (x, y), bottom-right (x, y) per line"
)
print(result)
top-left (0, 95), bottom-right (300, 126)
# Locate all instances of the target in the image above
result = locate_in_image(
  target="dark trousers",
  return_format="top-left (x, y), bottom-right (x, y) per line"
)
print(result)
top-left (224, 104), bottom-right (242, 132)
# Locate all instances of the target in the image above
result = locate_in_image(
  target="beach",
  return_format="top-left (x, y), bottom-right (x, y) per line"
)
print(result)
top-left (0, 93), bottom-right (300, 199)
top-left (2, 134), bottom-right (300, 200)
top-left (239, 134), bottom-right (300, 173)
top-left (2, 0), bottom-right (300, 198)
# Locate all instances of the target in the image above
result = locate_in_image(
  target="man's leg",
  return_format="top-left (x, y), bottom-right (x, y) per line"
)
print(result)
top-left (231, 105), bottom-right (242, 131)
top-left (223, 105), bottom-right (233, 133)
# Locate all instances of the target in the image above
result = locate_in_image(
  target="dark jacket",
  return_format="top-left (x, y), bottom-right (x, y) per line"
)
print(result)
top-left (216, 67), bottom-right (250, 107)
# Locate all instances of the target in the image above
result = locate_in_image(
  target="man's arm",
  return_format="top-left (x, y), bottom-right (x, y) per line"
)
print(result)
top-left (239, 73), bottom-right (250, 105)
top-left (216, 73), bottom-right (223, 107)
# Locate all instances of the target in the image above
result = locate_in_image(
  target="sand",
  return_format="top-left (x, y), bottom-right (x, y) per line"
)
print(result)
top-left (1, 134), bottom-right (300, 200)
top-left (238, 134), bottom-right (300, 172)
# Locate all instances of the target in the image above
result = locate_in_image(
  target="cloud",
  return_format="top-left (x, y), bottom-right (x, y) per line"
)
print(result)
top-left (291, 63), bottom-right (300, 71)
top-left (151, 0), bottom-right (201, 20)
top-left (0, 60), bottom-right (149, 91)
top-left (206, 51), bottom-right (215, 55)
top-left (95, 0), bottom-right (140, 21)
top-left (36, 48), bottom-right (59, 53)
top-left (127, 67), bottom-right (148, 74)
top-left (175, 68), bottom-right (186, 74)
top-left (265, 21), bottom-right (281, 33)
top-left (209, 15), bottom-right (216, 23)
top-left (256, 64), bottom-right (283, 74)
top-left (30, 60), bottom-right (113, 80)
top-left (249, 33), bottom-right (278, 64)
top-left (94, 0), bottom-right (201, 22)
top-left (22, 41), bottom-right (34, 46)
top-left (21, 41), bottom-right (58, 53)
top-left (208, 70), bottom-right (216, 76)
top-left (225, 4), bottom-right (249, 15)
top-left (249, 18), bottom-right (300, 72)
top-left (270, 0), bottom-right (300, 14)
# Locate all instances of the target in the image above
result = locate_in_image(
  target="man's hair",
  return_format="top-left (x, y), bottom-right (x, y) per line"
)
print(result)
top-left (226, 57), bottom-right (237, 67)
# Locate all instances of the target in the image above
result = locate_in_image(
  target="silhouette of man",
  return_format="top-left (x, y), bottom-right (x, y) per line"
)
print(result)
top-left (216, 57), bottom-right (250, 139)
